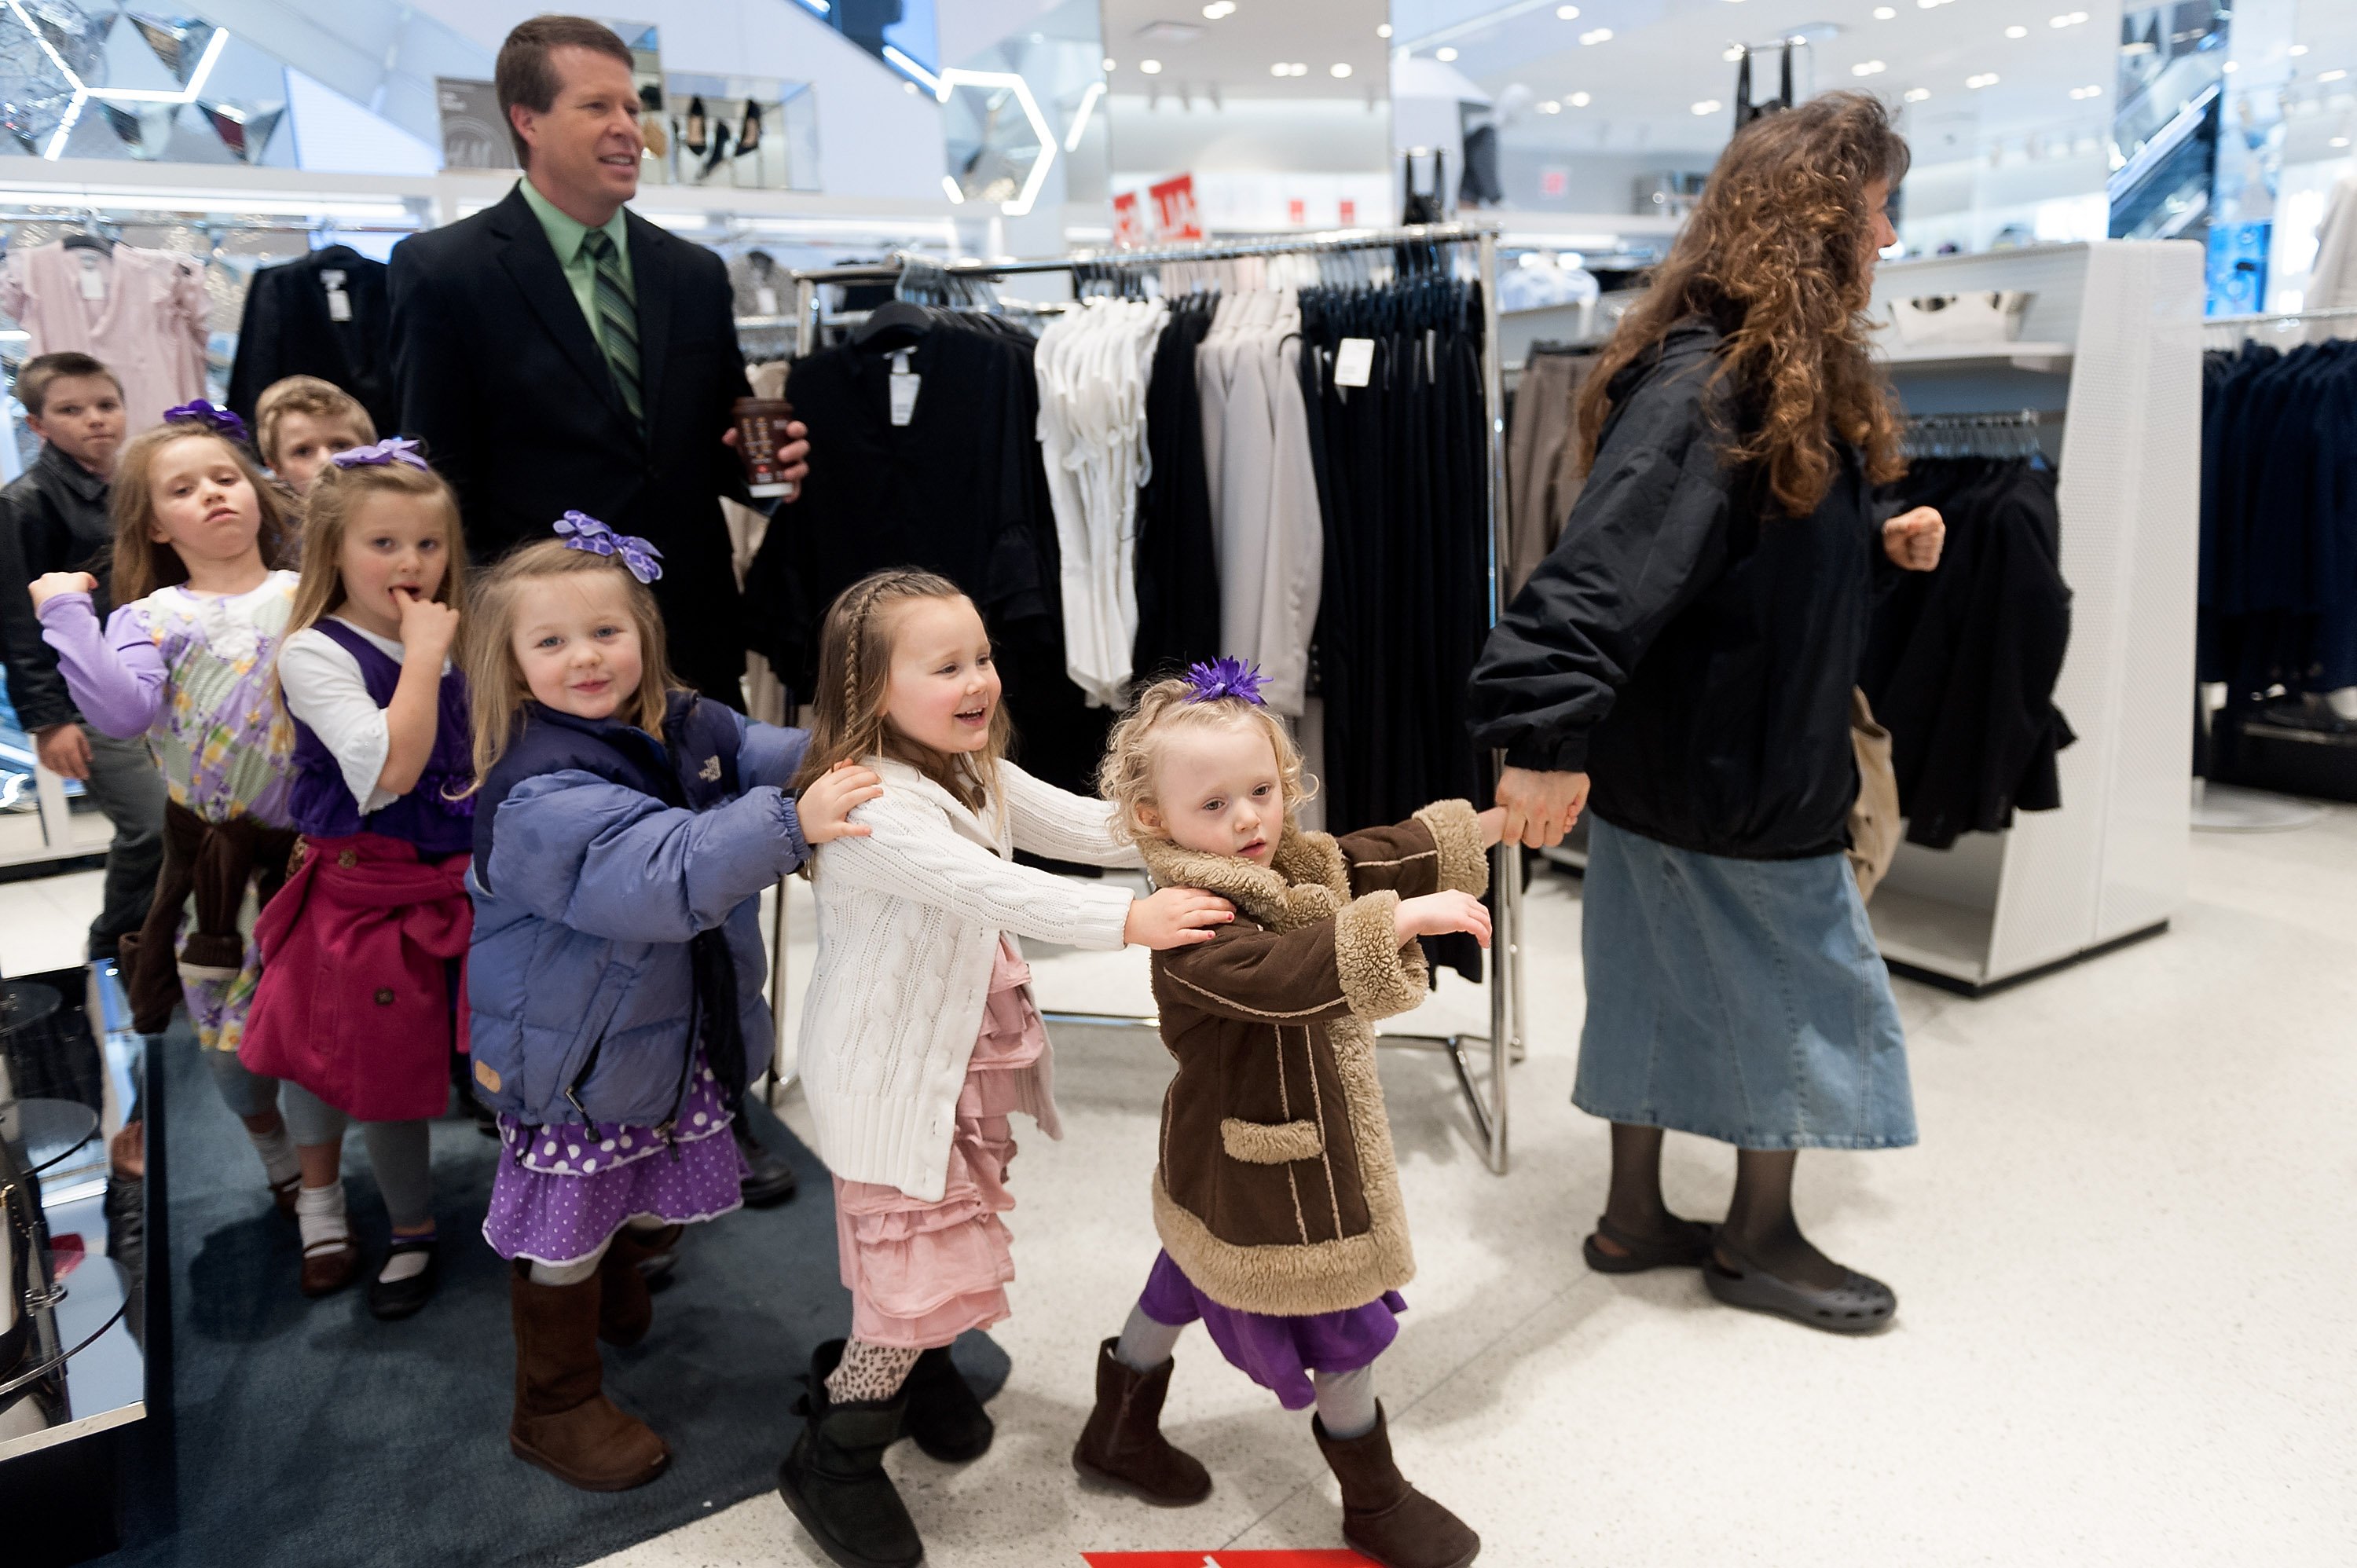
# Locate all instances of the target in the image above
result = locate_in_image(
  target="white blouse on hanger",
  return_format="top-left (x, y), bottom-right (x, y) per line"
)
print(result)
top-left (0, 242), bottom-right (209, 432)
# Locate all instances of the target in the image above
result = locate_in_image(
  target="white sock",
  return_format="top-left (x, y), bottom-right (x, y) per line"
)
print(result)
top-left (249, 1122), bottom-right (299, 1188)
top-left (378, 1228), bottom-right (436, 1284)
top-left (295, 1181), bottom-right (348, 1252)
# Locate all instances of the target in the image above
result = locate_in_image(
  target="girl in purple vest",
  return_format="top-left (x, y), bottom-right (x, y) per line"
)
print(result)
top-left (244, 439), bottom-right (472, 1320)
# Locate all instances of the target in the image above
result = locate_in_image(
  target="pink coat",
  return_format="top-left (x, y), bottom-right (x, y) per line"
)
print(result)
top-left (241, 832), bottom-right (472, 1122)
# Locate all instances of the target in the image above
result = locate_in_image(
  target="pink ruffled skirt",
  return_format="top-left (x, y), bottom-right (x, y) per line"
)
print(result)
top-left (833, 939), bottom-right (1050, 1348)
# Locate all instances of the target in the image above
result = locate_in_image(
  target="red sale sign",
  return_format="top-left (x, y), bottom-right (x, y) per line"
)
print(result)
top-left (1082, 1553), bottom-right (1377, 1566)
top-left (1149, 172), bottom-right (1204, 242)
top-left (1113, 190), bottom-right (1147, 249)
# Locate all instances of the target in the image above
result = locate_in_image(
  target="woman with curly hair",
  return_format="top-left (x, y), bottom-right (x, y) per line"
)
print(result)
top-left (1466, 91), bottom-right (1945, 1333)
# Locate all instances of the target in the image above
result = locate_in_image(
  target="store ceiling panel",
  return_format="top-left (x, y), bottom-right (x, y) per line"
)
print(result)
top-left (1098, 0), bottom-right (1392, 99)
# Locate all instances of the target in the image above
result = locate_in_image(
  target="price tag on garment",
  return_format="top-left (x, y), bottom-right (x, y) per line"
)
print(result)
top-left (1333, 336), bottom-right (1376, 389)
top-left (888, 348), bottom-right (920, 427)
top-left (76, 255), bottom-right (105, 299)
top-left (755, 284), bottom-right (779, 316)
top-left (321, 269), bottom-right (352, 321)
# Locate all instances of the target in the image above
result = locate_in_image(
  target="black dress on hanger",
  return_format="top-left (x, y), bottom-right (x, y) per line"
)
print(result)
top-left (225, 244), bottom-right (397, 434)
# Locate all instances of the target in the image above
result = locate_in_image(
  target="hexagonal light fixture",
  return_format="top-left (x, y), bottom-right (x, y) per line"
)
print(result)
top-left (935, 68), bottom-right (1058, 218)
top-left (4, 0), bottom-right (233, 160)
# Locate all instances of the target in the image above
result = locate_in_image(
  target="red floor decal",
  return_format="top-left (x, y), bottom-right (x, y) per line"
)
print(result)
top-left (1081, 1553), bottom-right (1376, 1566)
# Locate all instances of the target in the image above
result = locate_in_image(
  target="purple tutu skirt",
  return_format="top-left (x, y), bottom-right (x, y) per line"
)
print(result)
top-left (481, 1053), bottom-right (748, 1267)
top-left (1138, 1249), bottom-right (1406, 1410)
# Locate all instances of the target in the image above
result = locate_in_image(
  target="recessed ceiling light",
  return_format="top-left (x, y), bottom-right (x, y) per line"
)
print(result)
top-left (1904, 87), bottom-right (1932, 101)
top-left (2333, 135), bottom-right (2352, 147)
top-left (2006, 25), bottom-right (2028, 38)
top-left (1967, 72), bottom-right (2000, 89)
top-left (1376, 22), bottom-right (1391, 37)
top-left (2223, 60), bottom-right (2240, 72)
top-left (1569, 91), bottom-right (1593, 106)
top-left (1139, 59), bottom-right (1162, 74)
top-left (1330, 62), bottom-right (1352, 78)
top-left (1538, 100), bottom-right (1562, 112)
top-left (1853, 60), bottom-right (1888, 76)
top-left (1102, 57), bottom-right (1116, 70)
top-left (1692, 99), bottom-right (1724, 115)
top-left (1872, 4), bottom-right (1895, 15)
top-left (2289, 44), bottom-right (2308, 57)
top-left (2323, 69), bottom-right (2350, 82)
top-left (1201, 1), bottom-right (1235, 16)
top-left (2069, 83), bottom-right (2104, 98)
top-left (1580, 27), bottom-right (1614, 45)
top-left (1557, 4), bottom-right (1581, 16)
top-left (2047, 10), bottom-right (2088, 27)
top-left (1436, 46), bottom-right (1458, 60)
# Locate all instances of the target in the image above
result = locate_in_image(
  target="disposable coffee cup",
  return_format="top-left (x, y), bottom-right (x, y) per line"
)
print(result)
top-left (733, 396), bottom-right (797, 500)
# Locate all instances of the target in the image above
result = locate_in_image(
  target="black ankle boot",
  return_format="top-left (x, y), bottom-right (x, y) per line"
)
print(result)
top-left (778, 1340), bottom-right (924, 1568)
top-left (902, 1343), bottom-right (992, 1463)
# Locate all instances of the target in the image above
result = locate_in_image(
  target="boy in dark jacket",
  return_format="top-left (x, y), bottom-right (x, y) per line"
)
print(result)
top-left (0, 352), bottom-right (163, 958)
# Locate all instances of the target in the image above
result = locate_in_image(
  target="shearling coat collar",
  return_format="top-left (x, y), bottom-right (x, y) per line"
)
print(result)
top-left (1137, 825), bottom-right (1349, 932)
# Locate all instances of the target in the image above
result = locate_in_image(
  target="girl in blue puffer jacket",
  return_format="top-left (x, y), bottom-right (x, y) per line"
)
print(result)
top-left (460, 525), bottom-right (879, 1494)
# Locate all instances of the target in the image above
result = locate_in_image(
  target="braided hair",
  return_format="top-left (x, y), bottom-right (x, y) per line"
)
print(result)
top-left (793, 569), bottom-right (1011, 817)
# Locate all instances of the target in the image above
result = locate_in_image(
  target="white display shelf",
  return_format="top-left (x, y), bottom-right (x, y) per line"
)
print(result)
top-left (1878, 341), bottom-right (2076, 374)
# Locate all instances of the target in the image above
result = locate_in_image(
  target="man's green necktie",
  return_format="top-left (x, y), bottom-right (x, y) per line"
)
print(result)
top-left (580, 229), bottom-right (643, 425)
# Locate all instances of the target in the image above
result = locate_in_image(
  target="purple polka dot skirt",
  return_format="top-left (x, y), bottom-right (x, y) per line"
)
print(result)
top-left (481, 1052), bottom-right (749, 1267)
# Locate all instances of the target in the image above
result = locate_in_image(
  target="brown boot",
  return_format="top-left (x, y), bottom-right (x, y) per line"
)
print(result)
top-left (596, 1225), bottom-right (680, 1347)
top-left (1072, 1337), bottom-right (1211, 1505)
top-left (508, 1260), bottom-right (671, 1492)
top-left (1313, 1403), bottom-right (1479, 1568)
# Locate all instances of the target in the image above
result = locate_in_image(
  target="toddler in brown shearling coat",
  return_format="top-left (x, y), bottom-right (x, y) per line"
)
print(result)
top-left (1071, 661), bottom-right (1501, 1568)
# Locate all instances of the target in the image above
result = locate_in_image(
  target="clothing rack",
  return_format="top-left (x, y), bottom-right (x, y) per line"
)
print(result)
top-left (764, 223), bottom-right (1524, 1174)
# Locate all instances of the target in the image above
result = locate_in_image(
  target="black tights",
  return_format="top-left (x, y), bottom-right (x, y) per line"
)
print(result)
top-left (1600, 1124), bottom-right (1846, 1291)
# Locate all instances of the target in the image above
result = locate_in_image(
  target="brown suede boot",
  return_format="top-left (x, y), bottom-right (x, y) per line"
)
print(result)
top-left (596, 1225), bottom-right (680, 1347)
top-left (1072, 1337), bottom-right (1212, 1505)
top-left (508, 1260), bottom-right (671, 1492)
top-left (1313, 1403), bottom-right (1479, 1568)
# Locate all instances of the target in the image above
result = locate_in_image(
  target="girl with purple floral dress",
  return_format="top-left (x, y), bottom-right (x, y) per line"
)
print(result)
top-left (458, 527), bottom-right (879, 1494)
top-left (28, 405), bottom-right (310, 1218)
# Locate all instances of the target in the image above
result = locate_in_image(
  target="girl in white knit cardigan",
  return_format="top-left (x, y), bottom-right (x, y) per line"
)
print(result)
top-left (777, 569), bottom-right (1232, 1568)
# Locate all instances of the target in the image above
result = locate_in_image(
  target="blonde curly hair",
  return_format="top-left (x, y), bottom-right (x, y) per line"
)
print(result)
top-left (1098, 676), bottom-right (1315, 844)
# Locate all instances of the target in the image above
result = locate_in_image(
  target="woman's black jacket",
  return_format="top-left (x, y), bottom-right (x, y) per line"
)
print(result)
top-left (1467, 321), bottom-right (1890, 861)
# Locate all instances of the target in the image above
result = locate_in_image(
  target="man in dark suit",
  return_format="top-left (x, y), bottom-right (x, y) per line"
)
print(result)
top-left (390, 15), bottom-right (806, 1210)
top-left (388, 13), bottom-right (807, 705)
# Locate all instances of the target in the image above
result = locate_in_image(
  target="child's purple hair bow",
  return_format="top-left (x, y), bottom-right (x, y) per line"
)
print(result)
top-left (328, 437), bottom-right (428, 472)
top-left (1182, 657), bottom-right (1268, 705)
top-left (553, 511), bottom-right (664, 584)
top-left (162, 400), bottom-right (249, 443)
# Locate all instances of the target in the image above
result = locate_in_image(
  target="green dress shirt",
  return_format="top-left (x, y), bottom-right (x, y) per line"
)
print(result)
top-left (516, 177), bottom-right (636, 354)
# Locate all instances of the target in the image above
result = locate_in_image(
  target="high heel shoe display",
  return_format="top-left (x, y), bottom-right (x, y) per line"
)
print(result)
top-left (683, 94), bottom-right (708, 155)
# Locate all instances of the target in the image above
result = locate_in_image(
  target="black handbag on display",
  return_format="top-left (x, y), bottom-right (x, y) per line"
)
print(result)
top-left (1732, 42), bottom-right (1795, 132)
top-left (1402, 148), bottom-right (1449, 225)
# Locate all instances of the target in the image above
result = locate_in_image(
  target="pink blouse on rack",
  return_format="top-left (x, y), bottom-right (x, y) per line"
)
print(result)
top-left (0, 242), bottom-right (209, 432)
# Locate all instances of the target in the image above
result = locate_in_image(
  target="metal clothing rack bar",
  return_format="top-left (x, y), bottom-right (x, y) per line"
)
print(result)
top-left (765, 224), bottom-right (1522, 1172)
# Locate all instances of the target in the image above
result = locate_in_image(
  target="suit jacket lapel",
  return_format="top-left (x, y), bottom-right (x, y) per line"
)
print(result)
top-left (486, 187), bottom-right (631, 432)
top-left (625, 212), bottom-right (673, 436)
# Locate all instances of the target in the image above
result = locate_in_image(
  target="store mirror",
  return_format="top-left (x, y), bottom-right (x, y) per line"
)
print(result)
top-left (1095, 0), bottom-right (1394, 242)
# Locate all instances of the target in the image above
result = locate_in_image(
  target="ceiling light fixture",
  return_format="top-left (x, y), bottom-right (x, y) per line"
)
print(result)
top-left (1376, 23), bottom-right (1391, 37)
top-left (2069, 83), bottom-right (2103, 98)
top-left (932, 68), bottom-right (1059, 214)
top-left (1693, 100), bottom-right (1724, 115)
top-left (1873, 5), bottom-right (1896, 16)
top-left (1967, 72), bottom-right (1999, 88)
top-left (941, 175), bottom-right (965, 204)
top-left (1557, 4), bottom-right (1581, 16)
top-left (2288, 44), bottom-right (2308, 57)
top-left (2047, 10), bottom-right (2088, 27)
top-left (1435, 46), bottom-right (1457, 60)
top-left (1723, 46), bottom-right (1744, 61)
top-left (1331, 62), bottom-right (1353, 77)
top-left (1904, 87), bottom-right (1931, 101)
top-left (1538, 99), bottom-right (1561, 112)
top-left (1201, 1), bottom-right (1234, 16)
top-left (1853, 60), bottom-right (1887, 76)
top-left (1102, 57), bottom-right (1116, 70)
top-left (1138, 59), bottom-right (1162, 74)
top-left (2006, 25), bottom-right (2028, 38)
top-left (1569, 90), bottom-right (1592, 106)
top-left (2333, 135), bottom-right (2352, 147)
top-left (1064, 79), bottom-right (1105, 148)
top-left (2323, 69), bottom-right (2350, 82)
top-left (1581, 27), bottom-right (1614, 45)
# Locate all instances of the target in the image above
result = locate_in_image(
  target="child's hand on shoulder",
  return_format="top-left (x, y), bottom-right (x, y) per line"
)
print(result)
top-left (393, 588), bottom-right (461, 660)
top-left (1395, 890), bottom-right (1491, 950)
top-left (800, 760), bottom-right (884, 844)
top-left (1125, 886), bottom-right (1235, 950)
top-left (27, 571), bottom-right (97, 611)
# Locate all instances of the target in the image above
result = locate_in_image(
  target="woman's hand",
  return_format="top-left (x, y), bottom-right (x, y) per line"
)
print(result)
top-left (1124, 886), bottom-right (1235, 949)
top-left (1395, 890), bottom-right (1493, 949)
top-left (798, 760), bottom-right (883, 844)
top-left (1883, 506), bottom-right (1945, 571)
top-left (1495, 766), bottom-right (1589, 848)
top-left (27, 570), bottom-right (96, 612)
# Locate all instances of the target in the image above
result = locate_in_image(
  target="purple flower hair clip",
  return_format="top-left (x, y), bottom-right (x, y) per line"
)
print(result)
top-left (162, 400), bottom-right (249, 444)
top-left (1182, 657), bottom-right (1268, 706)
top-left (328, 437), bottom-right (428, 472)
top-left (553, 510), bottom-right (664, 584)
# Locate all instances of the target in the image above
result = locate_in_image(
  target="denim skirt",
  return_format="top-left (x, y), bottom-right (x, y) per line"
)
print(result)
top-left (1574, 817), bottom-right (1917, 1150)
